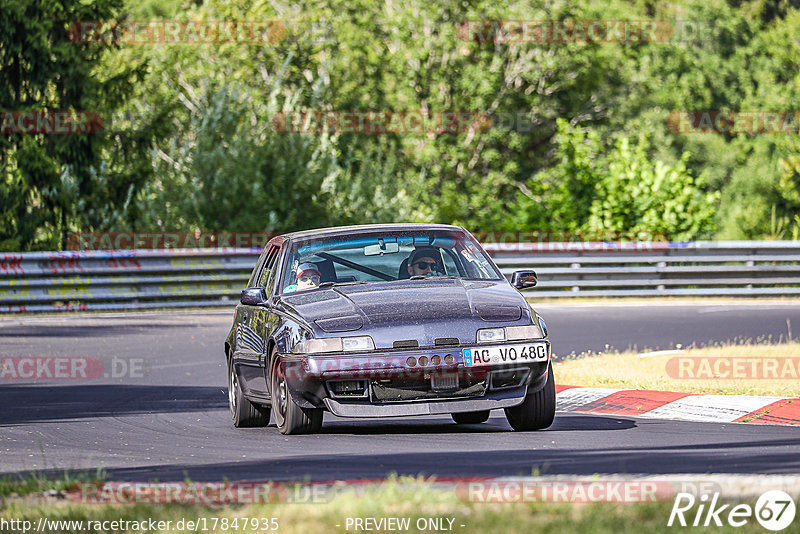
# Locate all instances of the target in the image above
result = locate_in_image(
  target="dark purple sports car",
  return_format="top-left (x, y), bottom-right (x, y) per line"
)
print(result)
top-left (225, 224), bottom-right (554, 434)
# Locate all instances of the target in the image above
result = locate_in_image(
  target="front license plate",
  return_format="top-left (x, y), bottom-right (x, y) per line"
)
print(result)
top-left (463, 343), bottom-right (548, 367)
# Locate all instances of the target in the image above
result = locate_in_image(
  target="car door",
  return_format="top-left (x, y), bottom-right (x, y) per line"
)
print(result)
top-left (233, 244), bottom-right (280, 401)
top-left (258, 244), bottom-right (285, 399)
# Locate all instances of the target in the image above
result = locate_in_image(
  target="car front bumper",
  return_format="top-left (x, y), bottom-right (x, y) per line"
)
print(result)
top-left (323, 386), bottom-right (528, 417)
top-left (277, 340), bottom-right (550, 416)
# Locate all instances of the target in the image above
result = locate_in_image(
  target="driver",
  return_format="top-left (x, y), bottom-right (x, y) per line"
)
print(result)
top-left (284, 262), bottom-right (322, 292)
top-left (406, 247), bottom-right (443, 277)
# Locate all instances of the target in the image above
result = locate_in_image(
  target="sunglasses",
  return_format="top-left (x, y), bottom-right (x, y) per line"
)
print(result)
top-left (299, 275), bottom-right (320, 282)
top-left (413, 261), bottom-right (438, 270)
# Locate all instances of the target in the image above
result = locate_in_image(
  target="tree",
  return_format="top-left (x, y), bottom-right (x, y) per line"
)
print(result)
top-left (518, 120), bottom-right (718, 239)
top-left (0, 0), bottom-right (145, 250)
top-left (585, 135), bottom-right (718, 240)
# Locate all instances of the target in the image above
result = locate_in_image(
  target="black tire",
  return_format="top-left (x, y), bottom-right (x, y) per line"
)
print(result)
top-left (228, 355), bottom-right (269, 427)
top-left (269, 352), bottom-right (323, 435)
top-left (452, 410), bottom-right (491, 424)
top-left (504, 362), bottom-right (556, 431)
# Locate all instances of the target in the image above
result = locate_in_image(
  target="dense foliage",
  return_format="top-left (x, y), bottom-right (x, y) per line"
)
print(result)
top-left (2, 0), bottom-right (800, 250)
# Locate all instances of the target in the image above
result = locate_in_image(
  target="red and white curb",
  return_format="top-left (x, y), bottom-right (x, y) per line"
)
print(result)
top-left (556, 385), bottom-right (800, 426)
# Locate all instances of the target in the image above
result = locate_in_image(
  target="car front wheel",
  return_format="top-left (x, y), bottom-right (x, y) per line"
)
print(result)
top-left (504, 362), bottom-right (556, 431)
top-left (228, 355), bottom-right (269, 427)
top-left (269, 352), bottom-right (323, 435)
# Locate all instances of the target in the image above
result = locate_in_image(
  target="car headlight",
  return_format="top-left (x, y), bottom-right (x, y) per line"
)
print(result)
top-left (294, 338), bottom-right (342, 354)
top-left (341, 336), bottom-right (375, 351)
top-left (477, 328), bottom-right (506, 343)
top-left (477, 324), bottom-right (543, 343)
top-left (505, 324), bottom-right (543, 340)
top-left (293, 336), bottom-right (375, 354)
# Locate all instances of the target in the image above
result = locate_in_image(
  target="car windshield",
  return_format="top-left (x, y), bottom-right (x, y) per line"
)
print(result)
top-left (279, 229), bottom-right (501, 293)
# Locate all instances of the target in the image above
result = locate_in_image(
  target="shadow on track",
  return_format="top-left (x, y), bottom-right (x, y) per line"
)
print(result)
top-left (16, 435), bottom-right (800, 483)
top-left (0, 324), bottom-right (206, 338)
top-left (6, 413), bottom-right (800, 482)
top-left (314, 415), bottom-right (636, 435)
top-left (0, 385), bottom-right (225, 425)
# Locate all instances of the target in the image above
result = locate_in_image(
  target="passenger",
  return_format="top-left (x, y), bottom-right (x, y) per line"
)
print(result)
top-left (284, 262), bottom-right (322, 292)
top-left (406, 247), bottom-right (443, 278)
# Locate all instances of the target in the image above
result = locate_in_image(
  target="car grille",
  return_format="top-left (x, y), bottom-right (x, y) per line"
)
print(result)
top-left (370, 370), bottom-right (487, 402)
top-left (328, 379), bottom-right (369, 398)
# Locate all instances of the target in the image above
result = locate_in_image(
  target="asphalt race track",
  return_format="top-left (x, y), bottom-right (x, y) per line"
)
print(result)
top-left (2, 302), bottom-right (799, 482)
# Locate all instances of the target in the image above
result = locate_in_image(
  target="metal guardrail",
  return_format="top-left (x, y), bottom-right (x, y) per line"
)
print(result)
top-left (0, 249), bottom-right (259, 313)
top-left (484, 240), bottom-right (800, 298)
top-left (1, 241), bottom-right (798, 312)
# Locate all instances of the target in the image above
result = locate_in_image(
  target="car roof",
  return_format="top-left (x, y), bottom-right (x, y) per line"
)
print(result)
top-left (280, 223), bottom-right (466, 241)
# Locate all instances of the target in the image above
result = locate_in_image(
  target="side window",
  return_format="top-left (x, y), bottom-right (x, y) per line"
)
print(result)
top-left (257, 247), bottom-right (279, 288)
top-left (247, 250), bottom-right (269, 287)
top-left (264, 248), bottom-right (283, 297)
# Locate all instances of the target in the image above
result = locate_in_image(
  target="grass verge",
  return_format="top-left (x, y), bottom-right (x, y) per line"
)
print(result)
top-left (555, 342), bottom-right (800, 396)
top-left (0, 470), bottom-right (105, 499)
top-left (2, 477), bottom-right (795, 533)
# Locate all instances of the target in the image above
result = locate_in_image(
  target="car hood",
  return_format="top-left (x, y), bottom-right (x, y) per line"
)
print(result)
top-left (280, 279), bottom-right (530, 348)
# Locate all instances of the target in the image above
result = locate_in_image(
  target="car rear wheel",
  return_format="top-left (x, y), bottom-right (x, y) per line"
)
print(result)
top-left (228, 355), bottom-right (269, 427)
top-left (269, 352), bottom-right (323, 435)
top-left (504, 362), bottom-right (556, 431)
top-left (452, 410), bottom-right (491, 424)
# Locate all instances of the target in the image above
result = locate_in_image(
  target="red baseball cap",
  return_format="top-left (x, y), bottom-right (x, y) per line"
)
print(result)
top-left (296, 262), bottom-right (322, 278)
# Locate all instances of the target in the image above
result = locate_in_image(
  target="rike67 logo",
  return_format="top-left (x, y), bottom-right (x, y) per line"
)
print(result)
top-left (669, 490), bottom-right (796, 530)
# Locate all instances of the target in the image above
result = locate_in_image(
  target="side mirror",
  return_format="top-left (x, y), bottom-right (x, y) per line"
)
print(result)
top-left (240, 287), bottom-right (268, 306)
top-left (511, 270), bottom-right (537, 290)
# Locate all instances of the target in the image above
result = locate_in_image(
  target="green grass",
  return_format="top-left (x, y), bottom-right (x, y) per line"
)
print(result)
top-left (2, 477), bottom-right (797, 533)
top-left (0, 470), bottom-right (105, 499)
top-left (555, 342), bottom-right (800, 396)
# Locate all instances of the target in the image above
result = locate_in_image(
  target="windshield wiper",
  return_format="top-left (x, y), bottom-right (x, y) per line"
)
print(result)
top-left (318, 281), bottom-right (370, 288)
top-left (408, 275), bottom-right (458, 280)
